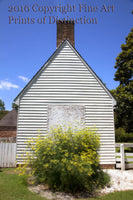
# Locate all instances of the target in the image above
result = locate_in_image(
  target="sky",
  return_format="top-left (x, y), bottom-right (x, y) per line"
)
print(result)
top-left (0, 0), bottom-right (133, 110)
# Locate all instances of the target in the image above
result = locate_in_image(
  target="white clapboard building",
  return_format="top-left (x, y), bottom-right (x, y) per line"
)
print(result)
top-left (14, 21), bottom-right (116, 168)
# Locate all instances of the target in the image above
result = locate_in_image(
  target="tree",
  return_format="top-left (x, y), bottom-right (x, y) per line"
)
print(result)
top-left (12, 102), bottom-right (18, 110)
top-left (0, 99), bottom-right (5, 111)
top-left (114, 28), bottom-right (133, 85)
top-left (0, 99), bottom-right (7, 120)
top-left (111, 83), bottom-right (133, 132)
top-left (112, 28), bottom-right (133, 133)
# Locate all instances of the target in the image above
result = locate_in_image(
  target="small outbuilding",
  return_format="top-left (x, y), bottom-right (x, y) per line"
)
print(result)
top-left (0, 109), bottom-right (17, 142)
top-left (14, 21), bottom-right (116, 168)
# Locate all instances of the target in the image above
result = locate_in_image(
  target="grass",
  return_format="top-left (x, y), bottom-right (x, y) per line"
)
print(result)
top-left (0, 168), bottom-right (133, 200)
top-left (0, 168), bottom-right (46, 200)
top-left (88, 190), bottom-right (133, 200)
top-left (116, 146), bottom-right (133, 153)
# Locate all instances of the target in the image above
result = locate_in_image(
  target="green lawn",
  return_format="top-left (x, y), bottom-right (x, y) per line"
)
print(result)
top-left (88, 190), bottom-right (133, 200)
top-left (0, 168), bottom-right (46, 200)
top-left (0, 168), bottom-right (133, 200)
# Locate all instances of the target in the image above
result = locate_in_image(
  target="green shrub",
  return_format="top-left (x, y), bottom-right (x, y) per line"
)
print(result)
top-left (115, 127), bottom-right (133, 142)
top-left (20, 125), bottom-right (110, 193)
top-left (96, 170), bottom-right (111, 188)
top-left (115, 127), bottom-right (126, 142)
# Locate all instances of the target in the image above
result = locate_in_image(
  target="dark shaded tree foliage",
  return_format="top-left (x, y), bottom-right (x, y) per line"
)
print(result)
top-left (12, 102), bottom-right (18, 110)
top-left (0, 99), bottom-right (5, 111)
top-left (112, 28), bottom-right (133, 133)
top-left (114, 28), bottom-right (133, 86)
top-left (111, 83), bottom-right (133, 133)
top-left (0, 99), bottom-right (8, 120)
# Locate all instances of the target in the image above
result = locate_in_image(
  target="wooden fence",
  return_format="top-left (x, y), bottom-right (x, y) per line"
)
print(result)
top-left (0, 143), bottom-right (16, 168)
top-left (116, 143), bottom-right (133, 170)
top-left (0, 142), bottom-right (133, 169)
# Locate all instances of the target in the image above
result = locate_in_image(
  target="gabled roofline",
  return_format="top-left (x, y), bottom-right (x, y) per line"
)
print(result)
top-left (14, 40), bottom-right (116, 106)
top-left (0, 109), bottom-right (17, 127)
top-left (14, 40), bottom-right (67, 103)
top-left (66, 41), bottom-right (117, 106)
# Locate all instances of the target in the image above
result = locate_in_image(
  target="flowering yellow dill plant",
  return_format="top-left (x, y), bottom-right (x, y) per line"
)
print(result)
top-left (17, 125), bottom-right (110, 193)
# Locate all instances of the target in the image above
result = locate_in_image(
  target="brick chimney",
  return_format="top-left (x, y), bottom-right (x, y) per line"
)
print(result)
top-left (57, 20), bottom-right (75, 47)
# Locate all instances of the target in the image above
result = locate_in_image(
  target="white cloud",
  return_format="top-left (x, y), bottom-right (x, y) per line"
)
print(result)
top-left (0, 80), bottom-right (19, 90)
top-left (18, 76), bottom-right (29, 83)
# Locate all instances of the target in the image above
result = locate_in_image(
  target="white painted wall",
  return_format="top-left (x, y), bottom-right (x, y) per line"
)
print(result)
top-left (16, 41), bottom-right (116, 165)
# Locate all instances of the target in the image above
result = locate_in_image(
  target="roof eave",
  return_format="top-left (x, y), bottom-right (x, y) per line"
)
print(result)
top-left (14, 40), bottom-right (69, 103)
top-left (14, 39), bottom-right (117, 106)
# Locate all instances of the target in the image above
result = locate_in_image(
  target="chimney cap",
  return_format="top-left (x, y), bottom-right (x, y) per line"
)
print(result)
top-left (56, 20), bottom-right (75, 24)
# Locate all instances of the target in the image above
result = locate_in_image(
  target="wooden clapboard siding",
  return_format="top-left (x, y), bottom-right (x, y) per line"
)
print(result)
top-left (15, 40), bottom-right (116, 165)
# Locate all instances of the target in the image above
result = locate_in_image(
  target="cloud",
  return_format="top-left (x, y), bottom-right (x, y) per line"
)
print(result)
top-left (18, 76), bottom-right (29, 83)
top-left (0, 80), bottom-right (19, 90)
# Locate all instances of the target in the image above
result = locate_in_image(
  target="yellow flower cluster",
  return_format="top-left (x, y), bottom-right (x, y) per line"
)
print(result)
top-left (17, 124), bottom-right (101, 193)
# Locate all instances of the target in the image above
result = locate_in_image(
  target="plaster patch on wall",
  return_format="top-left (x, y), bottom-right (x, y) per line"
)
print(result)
top-left (48, 105), bottom-right (85, 131)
